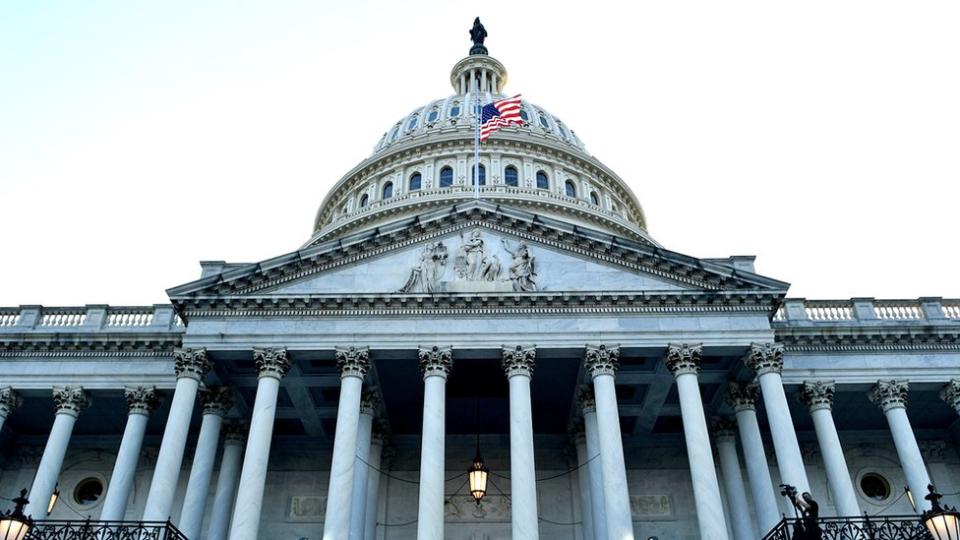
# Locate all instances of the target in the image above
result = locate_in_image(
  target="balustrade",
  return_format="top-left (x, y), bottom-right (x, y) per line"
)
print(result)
top-left (874, 301), bottom-right (924, 320)
top-left (0, 310), bottom-right (19, 327)
top-left (762, 515), bottom-right (930, 540)
top-left (39, 309), bottom-right (87, 327)
top-left (775, 298), bottom-right (960, 326)
top-left (106, 309), bottom-right (154, 327)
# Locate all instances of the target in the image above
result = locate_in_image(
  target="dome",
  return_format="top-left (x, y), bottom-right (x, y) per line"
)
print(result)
top-left (307, 35), bottom-right (652, 247)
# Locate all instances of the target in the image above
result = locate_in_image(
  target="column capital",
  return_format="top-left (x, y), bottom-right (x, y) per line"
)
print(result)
top-left (418, 345), bottom-right (453, 379)
top-left (174, 347), bottom-right (213, 381)
top-left (743, 342), bottom-right (784, 376)
top-left (711, 417), bottom-right (737, 442)
top-left (940, 380), bottom-right (960, 415)
top-left (584, 344), bottom-right (620, 378)
top-left (125, 386), bottom-right (160, 416)
top-left (0, 387), bottom-right (23, 418)
top-left (253, 348), bottom-right (291, 380)
top-left (501, 345), bottom-right (536, 378)
top-left (576, 384), bottom-right (596, 414)
top-left (201, 386), bottom-right (235, 416)
top-left (371, 418), bottom-right (391, 445)
top-left (726, 382), bottom-right (759, 412)
top-left (869, 380), bottom-right (909, 412)
top-left (798, 381), bottom-right (835, 412)
top-left (223, 421), bottom-right (247, 445)
top-left (335, 346), bottom-right (371, 379)
top-left (665, 343), bottom-right (703, 377)
top-left (52, 385), bottom-right (90, 417)
top-left (360, 389), bottom-right (381, 416)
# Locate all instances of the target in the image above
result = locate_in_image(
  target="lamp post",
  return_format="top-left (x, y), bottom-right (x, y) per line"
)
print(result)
top-left (922, 485), bottom-right (960, 540)
top-left (0, 489), bottom-right (32, 540)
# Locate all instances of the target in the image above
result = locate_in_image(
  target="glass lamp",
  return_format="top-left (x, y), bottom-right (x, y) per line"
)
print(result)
top-left (906, 486), bottom-right (917, 513)
top-left (0, 489), bottom-right (32, 540)
top-left (922, 485), bottom-right (960, 540)
top-left (468, 452), bottom-right (488, 505)
top-left (47, 484), bottom-right (59, 515)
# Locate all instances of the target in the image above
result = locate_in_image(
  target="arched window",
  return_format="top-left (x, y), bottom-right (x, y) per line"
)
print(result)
top-left (359, 194), bottom-right (369, 208)
top-left (439, 167), bottom-right (453, 187)
top-left (409, 172), bottom-right (422, 191)
top-left (565, 180), bottom-right (577, 198)
top-left (471, 165), bottom-right (486, 186)
top-left (536, 171), bottom-right (549, 189)
top-left (382, 182), bottom-right (394, 199)
top-left (590, 191), bottom-right (600, 206)
top-left (504, 166), bottom-right (519, 187)
top-left (407, 115), bottom-right (419, 131)
top-left (449, 102), bottom-right (461, 117)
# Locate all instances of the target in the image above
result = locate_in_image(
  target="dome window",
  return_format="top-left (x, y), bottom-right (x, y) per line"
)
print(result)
top-left (590, 191), bottom-right (600, 206)
top-left (450, 102), bottom-right (461, 117)
top-left (359, 194), bottom-right (369, 208)
top-left (471, 165), bottom-right (486, 186)
top-left (388, 125), bottom-right (400, 142)
top-left (536, 171), bottom-right (549, 190)
top-left (407, 115), bottom-right (419, 132)
top-left (519, 109), bottom-right (529, 123)
top-left (428, 109), bottom-right (440, 123)
top-left (504, 166), bottom-right (519, 187)
top-left (565, 180), bottom-right (577, 198)
top-left (538, 113), bottom-right (550, 130)
top-left (439, 167), bottom-right (454, 188)
top-left (558, 123), bottom-right (570, 140)
top-left (382, 182), bottom-right (394, 199)
top-left (409, 172), bottom-right (422, 191)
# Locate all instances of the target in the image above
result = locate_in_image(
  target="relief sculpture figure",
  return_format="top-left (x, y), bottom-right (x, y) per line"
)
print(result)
top-left (455, 230), bottom-right (487, 280)
top-left (399, 241), bottom-right (448, 293)
top-left (501, 238), bottom-right (537, 291)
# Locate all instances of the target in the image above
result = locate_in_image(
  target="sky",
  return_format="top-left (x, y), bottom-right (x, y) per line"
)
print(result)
top-left (1, 1), bottom-right (958, 306)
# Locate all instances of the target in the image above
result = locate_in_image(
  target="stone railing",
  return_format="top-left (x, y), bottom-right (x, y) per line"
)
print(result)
top-left (773, 297), bottom-right (960, 326)
top-left (0, 304), bottom-right (185, 333)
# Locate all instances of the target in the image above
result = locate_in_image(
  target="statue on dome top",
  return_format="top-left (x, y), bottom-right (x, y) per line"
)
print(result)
top-left (469, 17), bottom-right (488, 55)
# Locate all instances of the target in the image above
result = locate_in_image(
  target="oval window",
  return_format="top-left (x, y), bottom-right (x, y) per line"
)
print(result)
top-left (538, 113), bottom-right (550, 130)
top-left (427, 109), bottom-right (439, 123)
top-left (450, 103), bottom-right (461, 117)
top-left (519, 109), bottom-right (529, 122)
top-left (407, 115), bottom-right (419, 131)
top-left (860, 473), bottom-right (892, 502)
top-left (74, 477), bottom-right (104, 506)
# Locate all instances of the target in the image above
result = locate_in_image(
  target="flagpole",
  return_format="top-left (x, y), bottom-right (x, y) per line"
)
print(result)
top-left (473, 77), bottom-right (480, 200)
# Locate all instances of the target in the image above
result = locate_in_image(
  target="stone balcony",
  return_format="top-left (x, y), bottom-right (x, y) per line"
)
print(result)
top-left (0, 304), bottom-right (185, 335)
top-left (772, 297), bottom-right (960, 327)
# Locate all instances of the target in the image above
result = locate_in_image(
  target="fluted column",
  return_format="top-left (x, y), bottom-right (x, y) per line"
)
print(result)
top-left (502, 345), bottom-right (539, 540)
top-left (100, 386), bottom-right (160, 521)
top-left (570, 421), bottom-right (594, 540)
top-left (349, 391), bottom-right (380, 540)
top-left (666, 344), bottom-right (728, 540)
top-left (712, 419), bottom-right (756, 540)
top-left (869, 380), bottom-right (930, 510)
top-left (416, 345), bottom-right (453, 540)
top-left (798, 381), bottom-right (860, 517)
top-left (744, 342), bottom-right (810, 493)
top-left (585, 344), bottom-right (633, 540)
top-left (0, 387), bottom-right (22, 434)
top-left (27, 386), bottom-right (90, 516)
top-left (144, 348), bottom-right (213, 521)
top-left (578, 387), bottom-right (607, 540)
top-left (363, 421), bottom-right (388, 540)
top-left (180, 386), bottom-right (233, 538)
top-left (228, 348), bottom-right (292, 540)
top-left (727, 382), bottom-right (780, 533)
top-left (322, 347), bottom-right (371, 540)
top-left (206, 422), bottom-right (246, 540)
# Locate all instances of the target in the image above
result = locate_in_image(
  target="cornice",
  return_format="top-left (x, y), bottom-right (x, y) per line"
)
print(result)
top-left (775, 326), bottom-right (960, 353)
top-left (0, 335), bottom-right (182, 357)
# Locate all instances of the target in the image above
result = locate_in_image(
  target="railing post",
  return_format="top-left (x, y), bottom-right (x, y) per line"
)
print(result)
top-left (151, 305), bottom-right (177, 329)
top-left (851, 298), bottom-right (878, 321)
top-left (82, 305), bottom-right (108, 330)
top-left (783, 298), bottom-right (807, 321)
top-left (16, 305), bottom-right (41, 328)
top-left (919, 297), bottom-right (947, 322)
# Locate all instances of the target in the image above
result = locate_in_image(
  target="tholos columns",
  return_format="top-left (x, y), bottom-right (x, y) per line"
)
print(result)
top-left (502, 345), bottom-right (540, 540)
top-left (416, 345), bottom-right (453, 540)
top-left (349, 391), bottom-right (380, 540)
top-left (180, 386), bottom-right (234, 539)
top-left (0, 387), bottom-right (22, 434)
top-left (363, 421), bottom-right (388, 540)
top-left (578, 386), bottom-right (608, 540)
top-left (27, 386), bottom-right (90, 516)
top-left (727, 382), bottom-right (780, 533)
top-left (144, 347), bottom-right (213, 521)
top-left (744, 342), bottom-right (810, 493)
top-left (584, 344), bottom-right (634, 540)
top-left (228, 348), bottom-right (292, 540)
top-left (712, 418), bottom-right (757, 540)
top-left (322, 346), bottom-right (371, 540)
top-left (100, 386), bottom-right (160, 521)
top-left (798, 381), bottom-right (860, 517)
top-left (570, 421), bottom-right (595, 540)
top-left (665, 344), bottom-right (729, 540)
top-left (869, 380), bottom-right (931, 510)
top-left (206, 422), bottom-right (246, 540)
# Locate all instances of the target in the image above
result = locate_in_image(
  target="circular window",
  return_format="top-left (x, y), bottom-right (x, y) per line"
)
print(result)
top-left (859, 473), bottom-right (892, 502)
top-left (73, 477), bottom-right (104, 506)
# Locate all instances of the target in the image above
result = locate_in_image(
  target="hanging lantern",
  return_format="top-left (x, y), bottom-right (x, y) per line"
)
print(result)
top-left (922, 485), bottom-right (960, 540)
top-left (0, 489), bottom-right (32, 540)
top-left (47, 484), bottom-right (59, 515)
top-left (468, 452), bottom-right (489, 505)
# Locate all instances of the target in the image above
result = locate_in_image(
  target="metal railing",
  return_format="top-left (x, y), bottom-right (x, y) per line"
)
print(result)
top-left (25, 519), bottom-right (188, 539)
top-left (762, 515), bottom-right (932, 540)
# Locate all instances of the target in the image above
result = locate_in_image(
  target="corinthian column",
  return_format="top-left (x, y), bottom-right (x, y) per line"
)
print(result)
top-left (798, 381), bottom-right (859, 517)
top-left (585, 344), bottom-right (633, 540)
top-left (744, 342), bottom-right (810, 493)
top-left (363, 420), bottom-right (388, 540)
top-left (0, 387), bottom-right (22, 434)
top-left (578, 386), bottom-right (607, 540)
top-left (27, 386), bottom-right (90, 516)
top-left (416, 345), bottom-right (452, 540)
top-left (322, 346), bottom-right (371, 540)
top-left (502, 345), bottom-right (539, 540)
top-left (349, 391), bottom-right (380, 540)
top-left (144, 347), bottom-right (213, 521)
top-left (727, 382), bottom-right (780, 533)
top-left (228, 348), bottom-right (292, 540)
top-left (665, 344), bottom-right (728, 540)
top-left (207, 422), bottom-right (246, 540)
top-left (940, 380), bottom-right (960, 417)
top-left (869, 380), bottom-right (931, 510)
top-left (100, 386), bottom-right (160, 521)
top-left (180, 386), bottom-right (233, 539)
top-left (712, 419), bottom-right (756, 540)
top-left (570, 421), bottom-right (594, 540)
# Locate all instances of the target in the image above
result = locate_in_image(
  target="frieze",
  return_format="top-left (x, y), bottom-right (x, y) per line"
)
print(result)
top-left (630, 494), bottom-right (673, 518)
top-left (444, 495), bottom-right (510, 521)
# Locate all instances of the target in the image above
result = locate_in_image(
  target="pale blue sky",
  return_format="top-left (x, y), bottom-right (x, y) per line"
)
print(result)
top-left (1, 1), bottom-right (958, 305)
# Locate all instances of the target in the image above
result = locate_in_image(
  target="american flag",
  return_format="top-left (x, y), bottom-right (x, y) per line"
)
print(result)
top-left (479, 95), bottom-right (523, 141)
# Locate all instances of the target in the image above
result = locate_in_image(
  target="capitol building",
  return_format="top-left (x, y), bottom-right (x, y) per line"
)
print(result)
top-left (2, 21), bottom-right (959, 540)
